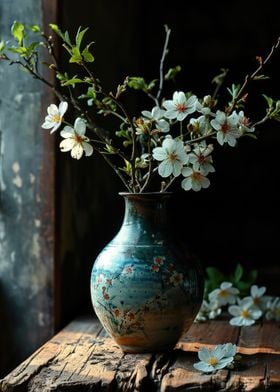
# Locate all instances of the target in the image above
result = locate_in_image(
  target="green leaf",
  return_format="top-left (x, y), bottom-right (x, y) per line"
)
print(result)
top-left (248, 269), bottom-right (258, 283)
top-left (62, 76), bottom-right (84, 87)
top-left (8, 46), bottom-right (28, 56)
top-left (11, 21), bottom-right (25, 44)
top-left (69, 46), bottom-right (82, 63)
top-left (205, 267), bottom-right (224, 283)
top-left (127, 77), bottom-right (147, 91)
top-left (212, 68), bottom-right (229, 86)
top-left (262, 94), bottom-right (274, 108)
top-left (63, 31), bottom-right (72, 47)
top-left (252, 74), bottom-right (270, 81)
top-left (49, 23), bottom-right (59, 34)
top-left (75, 26), bottom-right (89, 49)
top-left (29, 24), bottom-right (41, 33)
top-left (233, 263), bottom-right (243, 283)
top-left (0, 40), bottom-right (5, 53)
top-left (147, 79), bottom-right (157, 91)
top-left (164, 65), bottom-right (181, 81)
top-left (82, 45), bottom-right (94, 62)
top-left (79, 87), bottom-right (97, 100)
top-left (50, 24), bottom-right (72, 47)
top-left (56, 71), bottom-right (69, 82)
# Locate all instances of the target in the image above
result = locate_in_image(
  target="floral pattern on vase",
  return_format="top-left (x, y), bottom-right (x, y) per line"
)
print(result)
top-left (90, 192), bottom-right (204, 353)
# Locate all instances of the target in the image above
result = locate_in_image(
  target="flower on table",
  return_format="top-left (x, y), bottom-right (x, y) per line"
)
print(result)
top-left (59, 117), bottom-right (93, 160)
top-left (163, 91), bottom-right (197, 121)
top-left (193, 343), bottom-right (237, 373)
top-left (228, 297), bottom-right (263, 326)
top-left (243, 284), bottom-right (268, 311)
top-left (208, 281), bottom-right (239, 306)
top-left (194, 299), bottom-right (222, 322)
top-left (41, 101), bottom-right (68, 134)
top-left (265, 297), bottom-right (280, 321)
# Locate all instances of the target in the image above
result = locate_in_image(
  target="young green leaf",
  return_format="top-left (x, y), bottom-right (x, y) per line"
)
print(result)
top-left (164, 65), bottom-right (181, 81)
top-left (29, 24), bottom-right (41, 33)
top-left (0, 40), bottom-right (5, 53)
top-left (62, 76), bottom-right (84, 87)
top-left (82, 45), bottom-right (94, 62)
top-left (75, 27), bottom-right (89, 49)
top-left (11, 21), bottom-right (25, 44)
top-left (127, 77), bottom-right (147, 91)
top-left (233, 263), bottom-right (243, 283)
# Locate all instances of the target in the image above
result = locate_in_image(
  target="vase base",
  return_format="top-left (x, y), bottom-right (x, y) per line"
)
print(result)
top-left (120, 344), bottom-right (175, 354)
top-left (115, 336), bottom-right (177, 354)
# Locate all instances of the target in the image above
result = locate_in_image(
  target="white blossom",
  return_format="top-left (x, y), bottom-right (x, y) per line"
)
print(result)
top-left (228, 297), bottom-right (262, 326)
top-left (42, 101), bottom-right (68, 133)
top-left (195, 299), bottom-right (222, 322)
top-left (265, 297), bottom-right (280, 321)
top-left (244, 285), bottom-right (268, 311)
top-left (60, 117), bottom-right (93, 160)
top-left (187, 142), bottom-right (215, 175)
top-left (210, 110), bottom-right (240, 147)
top-left (181, 167), bottom-right (210, 192)
top-left (163, 91), bottom-right (197, 121)
top-left (141, 106), bottom-right (170, 133)
top-left (237, 111), bottom-right (255, 134)
top-left (193, 343), bottom-right (236, 373)
top-left (152, 136), bottom-right (188, 177)
top-left (209, 281), bottom-right (239, 306)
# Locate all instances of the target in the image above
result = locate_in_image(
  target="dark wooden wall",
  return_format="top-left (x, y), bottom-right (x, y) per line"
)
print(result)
top-left (0, 0), bottom-right (57, 377)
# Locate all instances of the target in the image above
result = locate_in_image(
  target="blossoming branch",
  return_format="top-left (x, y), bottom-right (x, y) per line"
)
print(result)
top-left (1, 23), bottom-right (280, 193)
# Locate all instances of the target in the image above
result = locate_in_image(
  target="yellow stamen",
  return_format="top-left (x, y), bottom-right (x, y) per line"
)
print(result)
top-left (51, 114), bottom-right (61, 123)
top-left (241, 309), bottom-right (250, 319)
top-left (219, 289), bottom-right (228, 297)
top-left (208, 356), bottom-right (218, 366)
top-left (168, 152), bottom-right (178, 162)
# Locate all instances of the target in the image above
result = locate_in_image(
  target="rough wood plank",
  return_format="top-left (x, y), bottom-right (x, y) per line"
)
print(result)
top-left (159, 321), bottom-right (240, 391)
top-left (0, 316), bottom-right (102, 392)
top-left (1, 318), bottom-right (280, 391)
top-left (225, 321), bottom-right (280, 391)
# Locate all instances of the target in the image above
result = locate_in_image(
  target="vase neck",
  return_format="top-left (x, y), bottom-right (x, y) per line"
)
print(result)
top-left (114, 193), bottom-right (172, 245)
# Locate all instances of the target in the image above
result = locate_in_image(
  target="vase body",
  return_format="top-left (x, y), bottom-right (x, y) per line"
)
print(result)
top-left (90, 192), bottom-right (204, 353)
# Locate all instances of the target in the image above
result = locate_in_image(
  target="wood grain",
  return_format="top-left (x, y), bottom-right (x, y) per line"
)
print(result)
top-left (1, 316), bottom-right (279, 391)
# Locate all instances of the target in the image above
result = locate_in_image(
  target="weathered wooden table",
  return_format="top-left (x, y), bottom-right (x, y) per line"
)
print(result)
top-left (0, 315), bottom-right (279, 391)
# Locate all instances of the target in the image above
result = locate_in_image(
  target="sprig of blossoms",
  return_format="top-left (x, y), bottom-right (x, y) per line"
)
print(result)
top-left (2, 22), bottom-right (280, 193)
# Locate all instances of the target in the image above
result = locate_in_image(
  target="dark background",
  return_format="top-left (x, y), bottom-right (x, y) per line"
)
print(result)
top-left (59, 0), bottom-right (280, 312)
top-left (1, 0), bottom-right (280, 378)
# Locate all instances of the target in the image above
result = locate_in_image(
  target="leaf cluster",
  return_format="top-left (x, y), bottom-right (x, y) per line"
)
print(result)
top-left (204, 263), bottom-right (258, 298)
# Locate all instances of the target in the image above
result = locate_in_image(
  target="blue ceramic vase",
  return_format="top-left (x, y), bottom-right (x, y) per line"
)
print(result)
top-left (90, 192), bottom-right (204, 353)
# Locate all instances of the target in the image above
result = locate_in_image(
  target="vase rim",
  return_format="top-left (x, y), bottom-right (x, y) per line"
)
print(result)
top-left (119, 191), bottom-right (173, 196)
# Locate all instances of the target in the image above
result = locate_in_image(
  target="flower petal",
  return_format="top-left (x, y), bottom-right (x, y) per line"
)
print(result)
top-left (74, 117), bottom-right (86, 135)
top-left (58, 101), bottom-right (68, 116)
top-left (60, 138), bottom-right (76, 152)
top-left (82, 141), bottom-right (93, 156)
top-left (71, 143), bottom-right (84, 159)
